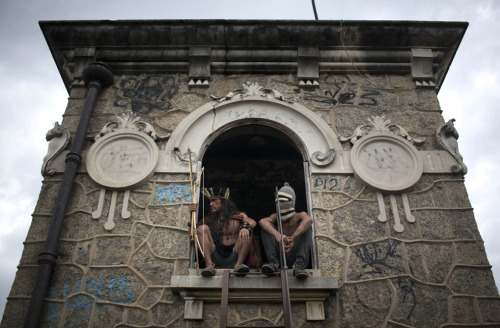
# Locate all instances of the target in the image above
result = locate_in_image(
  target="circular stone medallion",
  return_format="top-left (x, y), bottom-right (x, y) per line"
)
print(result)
top-left (351, 132), bottom-right (423, 192)
top-left (86, 130), bottom-right (159, 190)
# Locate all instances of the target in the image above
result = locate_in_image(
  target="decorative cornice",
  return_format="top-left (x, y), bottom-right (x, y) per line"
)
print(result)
top-left (40, 20), bottom-right (468, 93)
top-left (340, 116), bottom-right (425, 145)
top-left (210, 82), bottom-right (288, 103)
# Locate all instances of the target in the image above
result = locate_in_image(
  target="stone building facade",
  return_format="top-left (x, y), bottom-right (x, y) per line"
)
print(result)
top-left (2, 20), bottom-right (499, 327)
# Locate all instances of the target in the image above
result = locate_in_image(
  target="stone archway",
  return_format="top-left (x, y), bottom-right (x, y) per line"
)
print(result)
top-left (161, 91), bottom-right (344, 174)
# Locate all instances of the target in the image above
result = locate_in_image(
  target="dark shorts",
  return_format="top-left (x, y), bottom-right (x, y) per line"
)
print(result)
top-left (211, 248), bottom-right (238, 269)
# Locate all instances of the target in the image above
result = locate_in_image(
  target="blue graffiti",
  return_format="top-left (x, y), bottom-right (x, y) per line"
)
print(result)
top-left (153, 184), bottom-right (192, 205)
top-left (48, 276), bottom-right (134, 328)
top-left (109, 276), bottom-right (134, 304)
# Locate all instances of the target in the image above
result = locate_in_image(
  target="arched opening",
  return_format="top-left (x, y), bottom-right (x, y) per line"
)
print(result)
top-left (196, 124), bottom-right (310, 268)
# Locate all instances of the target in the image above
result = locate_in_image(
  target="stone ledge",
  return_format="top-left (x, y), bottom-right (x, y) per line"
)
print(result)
top-left (171, 272), bottom-right (338, 302)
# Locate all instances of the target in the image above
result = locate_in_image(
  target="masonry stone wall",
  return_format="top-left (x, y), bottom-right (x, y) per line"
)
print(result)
top-left (2, 72), bottom-right (499, 327)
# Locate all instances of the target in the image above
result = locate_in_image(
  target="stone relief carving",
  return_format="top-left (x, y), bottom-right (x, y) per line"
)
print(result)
top-left (174, 147), bottom-right (198, 167)
top-left (211, 82), bottom-right (288, 103)
top-left (376, 192), bottom-right (416, 233)
top-left (87, 111), bottom-right (159, 231)
top-left (311, 149), bottom-right (336, 167)
top-left (340, 116), bottom-right (425, 146)
top-left (436, 119), bottom-right (467, 175)
top-left (95, 110), bottom-right (157, 141)
top-left (342, 116), bottom-right (424, 233)
top-left (41, 122), bottom-right (70, 176)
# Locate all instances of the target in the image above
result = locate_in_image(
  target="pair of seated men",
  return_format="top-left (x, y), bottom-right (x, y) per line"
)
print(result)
top-left (189, 183), bottom-right (312, 278)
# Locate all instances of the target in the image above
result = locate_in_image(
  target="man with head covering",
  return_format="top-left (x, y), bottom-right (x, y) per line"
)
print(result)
top-left (259, 182), bottom-right (313, 278)
top-left (190, 187), bottom-right (256, 276)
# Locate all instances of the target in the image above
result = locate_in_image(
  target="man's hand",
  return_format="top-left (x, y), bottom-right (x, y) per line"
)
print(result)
top-left (274, 232), bottom-right (282, 244)
top-left (239, 227), bottom-right (250, 242)
top-left (189, 203), bottom-right (197, 213)
top-left (284, 236), bottom-right (294, 252)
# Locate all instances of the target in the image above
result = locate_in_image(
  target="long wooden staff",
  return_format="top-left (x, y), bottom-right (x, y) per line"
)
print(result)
top-left (188, 148), bottom-right (205, 273)
top-left (275, 187), bottom-right (292, 328)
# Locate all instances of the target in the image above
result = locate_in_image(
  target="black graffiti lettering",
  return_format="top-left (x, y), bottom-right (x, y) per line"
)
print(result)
top-left (359, 90), bottom-right (380, 106)
top-left (397, 278), bottom-right (416, 319)
top-left (338, 92), bottom-right (355, 104)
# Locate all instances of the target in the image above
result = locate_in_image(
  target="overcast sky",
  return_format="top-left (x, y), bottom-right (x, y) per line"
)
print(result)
top-left (0, 0), bottom-right (499, 318)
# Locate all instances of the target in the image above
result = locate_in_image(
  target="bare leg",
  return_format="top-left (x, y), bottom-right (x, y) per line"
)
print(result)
top-left (197, 224), bottom-right (215, 268)
top-left (234, 236), bottom-right (252, 268)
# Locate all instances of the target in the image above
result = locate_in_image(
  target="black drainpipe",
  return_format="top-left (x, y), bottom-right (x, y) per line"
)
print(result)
top-left (24, 62), bottom-right (114, 328)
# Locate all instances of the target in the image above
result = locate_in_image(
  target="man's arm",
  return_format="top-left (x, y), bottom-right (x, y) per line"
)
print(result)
top-left (283, 212), bottom-right (313, 252)
top-left (259, 214), bottom-right (282, 243)
top-left (291, 212), bottom-right (313, 240)
top-left (238, 213), bottom-right (255, 242)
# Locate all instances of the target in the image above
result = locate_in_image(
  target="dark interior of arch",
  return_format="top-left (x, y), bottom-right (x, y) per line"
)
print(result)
top-left (198, 124), bottom-right (309, 266)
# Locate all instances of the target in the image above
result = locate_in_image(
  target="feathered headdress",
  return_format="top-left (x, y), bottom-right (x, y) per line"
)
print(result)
top-left (202, 187), bottom-right (230, 200)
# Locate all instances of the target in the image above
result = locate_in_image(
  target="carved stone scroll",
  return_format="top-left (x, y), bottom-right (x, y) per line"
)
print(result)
top-left (311, 149), bottom-right (335, 167)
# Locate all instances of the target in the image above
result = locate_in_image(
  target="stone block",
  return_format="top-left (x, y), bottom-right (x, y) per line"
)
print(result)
top-left (150, 227), bottom-right (190, 258)
top-left (418, 210), bottom-right (480, 241)
top-left (49, 265), bottom-right (84, 299)
top-left (341, 176), bottom-right (364, 196)
top-left (338, 281), bottom-right (391, 328)
top-left (34, 181), bottom-right (60, 215)
top-left (323, 193), bottom-right (352, 210)
top-left (93, 236), bottom-right (131, 265)
top-left (86, 267), bottom-right (145, 304)
top-left (136, 287), bottom-right (163, 308)
top-left (60, 213), bottom-right (95, 240)
top-left (9, 267), bottom-right (37, 297)
top-left (478, 297), bottom-right (500, 323)
top-left (128, 307), bottom-right (151, 325)
top-left (76, 240), bottom-right (92, 265)
top-left (331, 201), bottom-right (387, 245)
top-left (390, 279), bottom-right (449, 327)
top-left (149, 205), bottom-right (185, 228)
top-left (208, 76), bottom-right (243, 99)
top-left (445, 180), bottom-right (472, 208)
top-left (388, 75), bottom-right (415, 89)
top-left (2, 301), bottom-right (30, 327)
top-left (64, 293), bottom-right (93, 327)
top-left (57, 241), bottom-right (77, 264)
top-left (406, 242), bottom-right (453, 284)
top-left (154, 111), bottom-right (189, 132)
top-left (92, 304), bottom-right (123, 326)
top-left (132, 222), bottom-right (153, 250)
top-left (173, 92), bottom-right (208, 112)
top-left (313, 209), bottom-right (331, 235)
top-left (455, 241), bottom-right (490, 266)
top-left (151, 302), bottom-right (183, 326)
top-left (449, 267), bottom-right (498, 296)
top-left (19, 242), bottom-right (44, 265)
top-left (25, 216), bottom-right (50, 242)
top-left (451, 296), bottom-right (478, 323)
top-left (131, 246), bottom-right (176, 285)
top-left (348, 240), bottom-right (406, 281)
top-left (316, 238), bottom-right (345, 280)
top-left (333, 106), bottom-right (372, 140)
